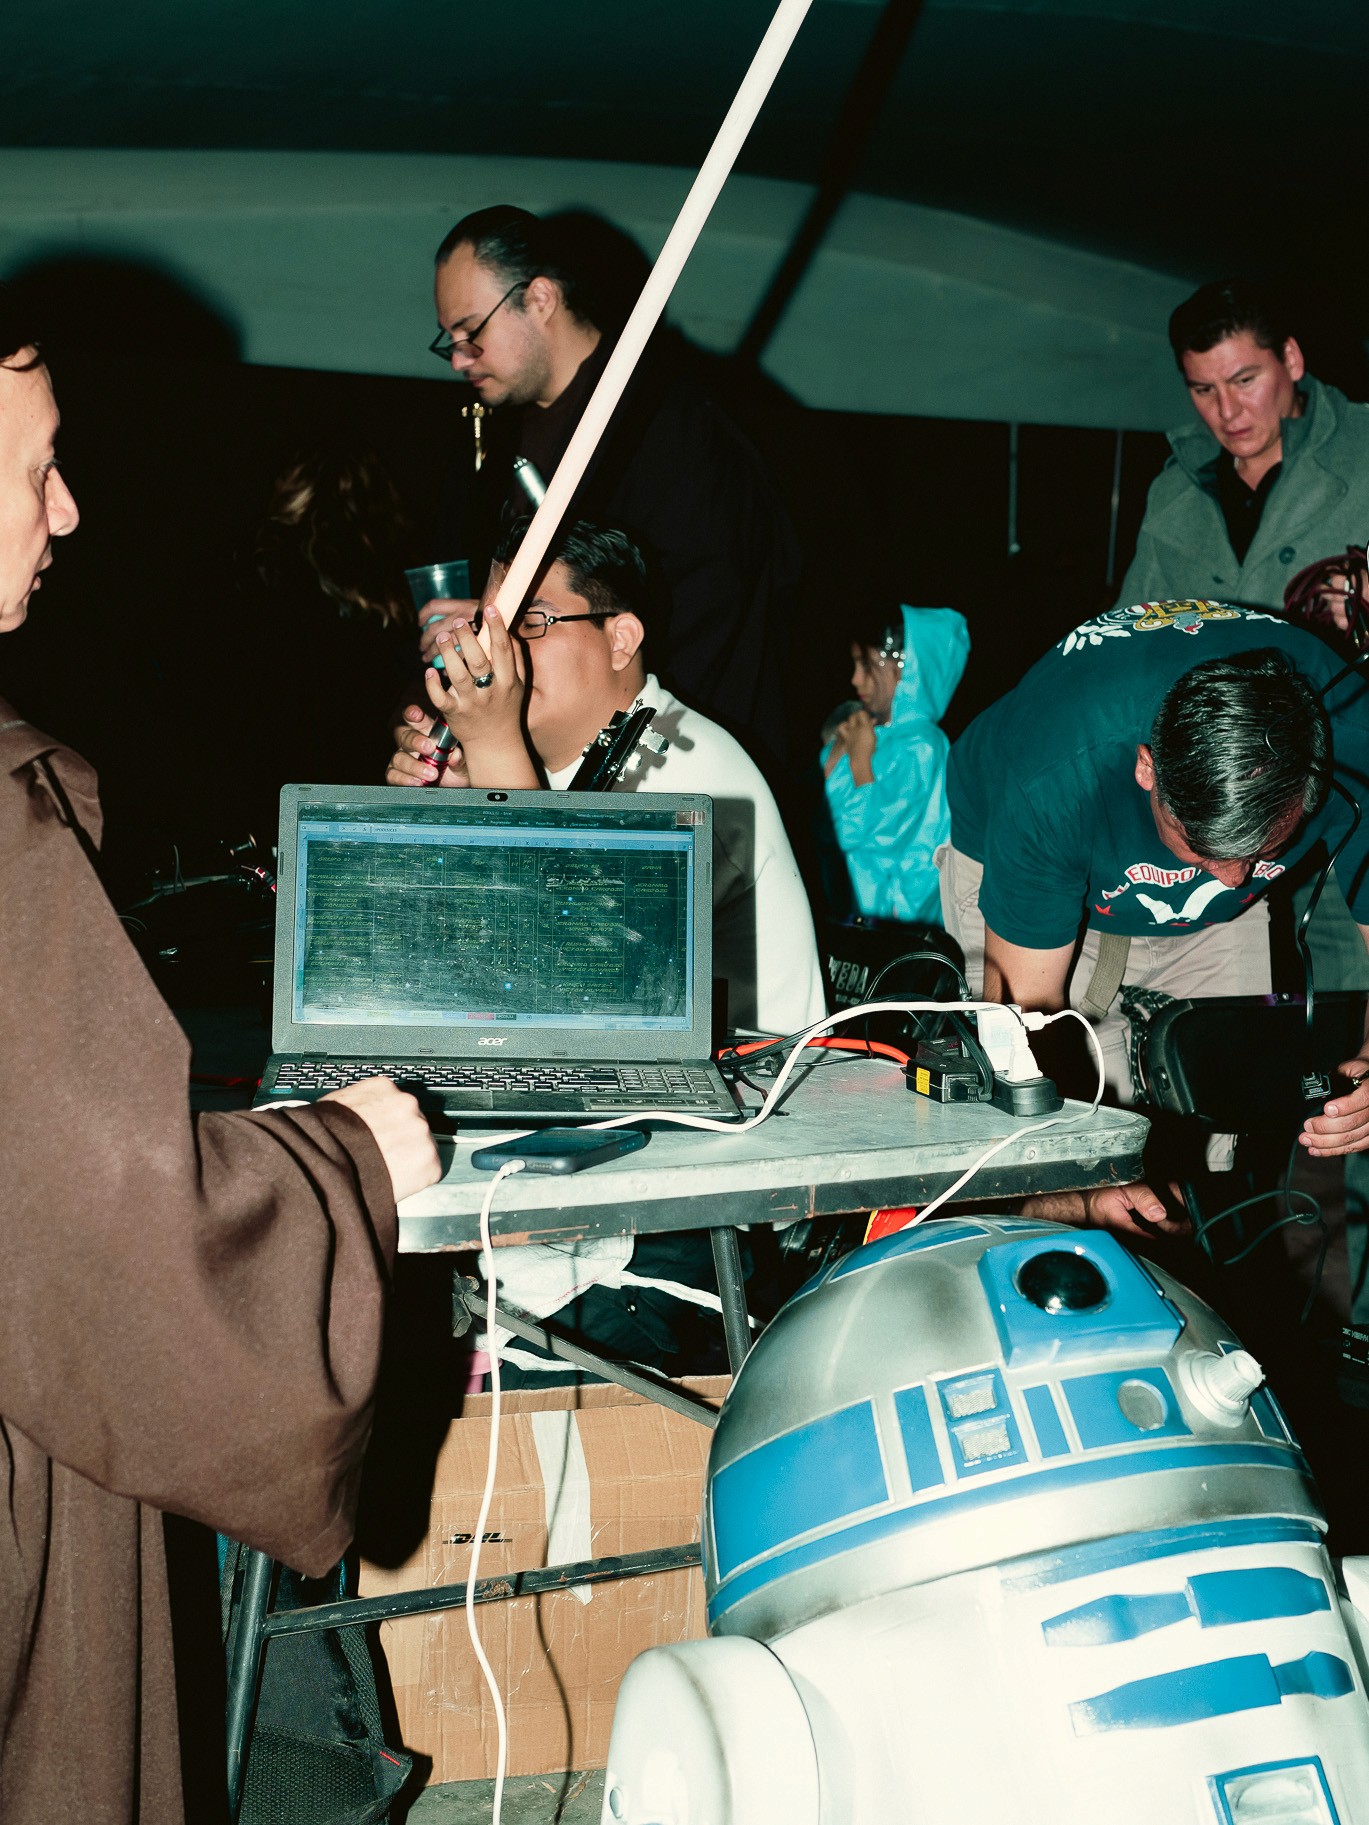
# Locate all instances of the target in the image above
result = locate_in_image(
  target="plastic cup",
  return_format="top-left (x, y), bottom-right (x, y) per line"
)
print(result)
top-left (406, 559), bottom-right (471, 614)
top-left (407, 560), bottom-right (472, 671)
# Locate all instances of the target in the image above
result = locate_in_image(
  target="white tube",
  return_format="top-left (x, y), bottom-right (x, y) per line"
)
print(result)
top-left (492, 0), bottom-right (814, 621)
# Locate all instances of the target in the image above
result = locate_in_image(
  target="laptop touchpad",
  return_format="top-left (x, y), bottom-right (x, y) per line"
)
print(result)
top-left (490, 1092), bottom-right (583, 1112)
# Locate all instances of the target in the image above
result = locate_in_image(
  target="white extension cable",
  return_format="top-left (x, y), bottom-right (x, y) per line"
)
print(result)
top-left (586, 998), bottom-right (1109, 1187)
top-left (587, 999), bottom-right (1010, 1135)
top-left (465, 1156), bottom-right (526, 1825)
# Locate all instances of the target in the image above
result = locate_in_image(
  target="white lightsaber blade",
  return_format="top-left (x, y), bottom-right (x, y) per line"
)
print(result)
top-left (491, 0), bottom-right (814, 620)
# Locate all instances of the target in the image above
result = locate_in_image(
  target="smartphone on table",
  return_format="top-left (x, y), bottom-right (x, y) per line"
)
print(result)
top-left (470, 1128), bottom-right (650, 1174)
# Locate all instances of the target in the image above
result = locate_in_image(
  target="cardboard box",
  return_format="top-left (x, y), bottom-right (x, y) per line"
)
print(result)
top-left (358, 1376), bottom-right (726, 1783)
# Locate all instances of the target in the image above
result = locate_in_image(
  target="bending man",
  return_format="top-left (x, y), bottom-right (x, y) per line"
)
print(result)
top-left (940, 600), bottom-right (1369, 1232)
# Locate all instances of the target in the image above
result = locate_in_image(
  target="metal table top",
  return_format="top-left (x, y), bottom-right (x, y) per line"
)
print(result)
top-left (398, 1054), bottom-right (1149, 1253)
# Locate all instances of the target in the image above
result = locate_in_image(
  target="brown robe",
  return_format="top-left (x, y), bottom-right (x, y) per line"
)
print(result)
top-left (0, 700), bottom-right (399, 1824)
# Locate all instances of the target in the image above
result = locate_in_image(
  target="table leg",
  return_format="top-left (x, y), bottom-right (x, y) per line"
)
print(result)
top-left (225, 1547), bottom-right (276, 1822)
top-left (711, 1226), bottom-right (752, 1370)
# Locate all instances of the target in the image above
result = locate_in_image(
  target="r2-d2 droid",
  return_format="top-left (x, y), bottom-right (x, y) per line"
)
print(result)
top-left (601, 1219), bottom-right (1369, 1824)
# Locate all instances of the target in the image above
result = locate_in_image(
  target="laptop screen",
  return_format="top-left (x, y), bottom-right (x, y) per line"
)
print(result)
top-left (290, 797), bottom-right (697, 1032)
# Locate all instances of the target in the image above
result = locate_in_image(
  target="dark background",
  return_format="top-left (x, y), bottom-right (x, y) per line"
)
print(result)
top-left (5, 1), bottom-right (1369, 297)
top-left (0, 314), bottom-right (1171, 892)
top-left (6, 0), bottom-right (1369, 895)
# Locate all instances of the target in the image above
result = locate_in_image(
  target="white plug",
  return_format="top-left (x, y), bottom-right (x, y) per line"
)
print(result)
top-left (975, 1005), bottom-right (1043, 1084)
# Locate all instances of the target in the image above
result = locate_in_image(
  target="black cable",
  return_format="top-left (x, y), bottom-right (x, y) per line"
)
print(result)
top-left (1302, 639), bottom-right (1369, 1047)
top-left (730, 1067), bottom-right (776, 1104)
top-left (1229, 1209), bottom-right (1327, 1327)
top-left (716, 967), bottom-right (974, 1083)
top-left (1295, 778), bottom-right (1361, 1050)
top-left (945, 1010), bottom-right (995, 1097)
top-left (1315, 647), bottom-right (1369, 705)
top-left (1176, 638), bottom-right (1367, 1322)
top-left (862, 948), bottom-right (973, 1061)
top-left (715, 1032), bottom-right (797, 1073)
top-left (866, 949), bottom-right (972, 1002)
top-left (718, 959), bottom-right (973, 1080)
top-left (1191, 1138), bottom-right (1327, 1324)
top-left (1351, 1216), bottom-right (1369, 1312)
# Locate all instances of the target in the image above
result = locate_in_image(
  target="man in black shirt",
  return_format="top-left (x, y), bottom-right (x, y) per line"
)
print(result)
top-left (1212, 432), bottom-right (1284, 566)
top-left (1111, 281), bottom-right (1369, 1285)
top-left (1114, 278), bottom-right (1369, 613)
top-left (942, 609), bottom-right (1369, 1231)
top-left (422, 205), bottom-right (800, 763)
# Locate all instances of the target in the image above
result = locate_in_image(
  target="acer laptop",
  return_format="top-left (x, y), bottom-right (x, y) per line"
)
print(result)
top-left (254, 785), bottom-right (740, 1123)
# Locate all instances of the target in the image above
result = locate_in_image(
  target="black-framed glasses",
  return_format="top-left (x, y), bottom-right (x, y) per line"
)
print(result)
top-left (429, 282), bottom-right (528, 364)
top-left (519, 610), bottom-right (613, 640)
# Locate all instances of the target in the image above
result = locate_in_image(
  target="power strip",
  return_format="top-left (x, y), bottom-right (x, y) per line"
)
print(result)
top-left (905, 1041), bottom-right (1062, 1117)
top-left (990, 1073), bottom-right (1063, 1117)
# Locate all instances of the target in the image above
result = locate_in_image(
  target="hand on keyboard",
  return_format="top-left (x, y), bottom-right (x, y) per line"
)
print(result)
top-left (322, 1077), bottom-right (441, 1203)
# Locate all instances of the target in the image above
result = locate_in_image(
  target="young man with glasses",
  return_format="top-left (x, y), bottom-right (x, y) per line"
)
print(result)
top-left (387, 516), bottom-right (824, 1038)
top-left (423, 205), bottom-right (800, 765)
top-left (389, 516), bottom-right (822, 1382)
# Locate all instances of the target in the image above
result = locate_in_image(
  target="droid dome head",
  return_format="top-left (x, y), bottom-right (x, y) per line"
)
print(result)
top-left (704, 1219), bottom-right (1317, 1642)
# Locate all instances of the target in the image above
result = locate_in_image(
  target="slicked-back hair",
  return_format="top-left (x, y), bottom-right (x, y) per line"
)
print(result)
top-left (0, 284), bottom-right (41, 369)
top-left (1168, 278), bottom-right (1291, 369)
top-left (435, 205), bottom-right (599, 328)
top-left (1149, 649), bottom-right (1329, 860)
top-left (494, 517), bottom-right (648, 621)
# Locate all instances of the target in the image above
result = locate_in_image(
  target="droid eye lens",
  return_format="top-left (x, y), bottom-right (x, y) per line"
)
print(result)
top-left (1015, 1250), bottom-right (1109, 1314)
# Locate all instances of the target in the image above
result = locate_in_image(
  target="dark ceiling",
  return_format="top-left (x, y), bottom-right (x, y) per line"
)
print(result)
top-left (5, 0), bottom-right (1368, 297)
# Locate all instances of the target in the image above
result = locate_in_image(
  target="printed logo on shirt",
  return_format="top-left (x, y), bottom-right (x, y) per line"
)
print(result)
top-left (1094, 857), bottom-right (1284, 923)
top-left (1125, 861), bottom-right (1198, 888)
top-left (1093, 861), bottom-right (1235, 928)
top-left (1059, 600), bottom-right (1282, 655)
top-left (1133, 878), bottom-right (1231, 925)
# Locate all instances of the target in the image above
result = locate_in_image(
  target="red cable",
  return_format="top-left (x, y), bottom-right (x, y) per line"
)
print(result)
top-left (716, 1035), bottom-right (909, 1067)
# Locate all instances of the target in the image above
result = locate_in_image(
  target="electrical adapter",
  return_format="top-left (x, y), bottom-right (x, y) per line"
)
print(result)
top-left (906, 1041), bottom-right (991, 1103)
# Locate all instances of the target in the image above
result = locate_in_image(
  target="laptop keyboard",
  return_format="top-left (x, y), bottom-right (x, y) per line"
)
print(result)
top-left (267, 1059), bottom-right (724, 1105)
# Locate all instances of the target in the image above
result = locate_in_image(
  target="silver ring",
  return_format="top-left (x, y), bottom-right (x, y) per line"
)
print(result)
top-left (471, 670), bottom-right (495, 690)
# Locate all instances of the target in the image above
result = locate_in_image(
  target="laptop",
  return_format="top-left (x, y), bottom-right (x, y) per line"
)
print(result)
top-left (253, 784), bottom-right (741, 1123)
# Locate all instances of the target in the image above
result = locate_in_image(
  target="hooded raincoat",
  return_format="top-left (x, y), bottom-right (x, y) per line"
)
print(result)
top-left (823, 605), bottom-right (970, 924)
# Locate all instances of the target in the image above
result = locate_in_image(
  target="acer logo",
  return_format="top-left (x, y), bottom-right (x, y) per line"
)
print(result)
top-left (477, 1036), bottom-right (508, 1047)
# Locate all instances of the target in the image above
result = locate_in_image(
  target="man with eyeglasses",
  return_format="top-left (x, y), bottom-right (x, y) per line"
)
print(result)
top-left (388, 516), bottom-right (822, 1383)
top-left (387, 515), bottom-right (823, 1039)
top-left (421, 205), bottom-right (800, 765)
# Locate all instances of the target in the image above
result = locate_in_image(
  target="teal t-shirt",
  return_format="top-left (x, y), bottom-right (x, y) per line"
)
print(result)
top-left (947, 601), bottom-right (1369, 949)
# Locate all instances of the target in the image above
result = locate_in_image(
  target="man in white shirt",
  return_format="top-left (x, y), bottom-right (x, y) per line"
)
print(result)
top-left (385, 518), bottom-right (825, 1375)
top-left (386, 518), bottom-right (824, 1036)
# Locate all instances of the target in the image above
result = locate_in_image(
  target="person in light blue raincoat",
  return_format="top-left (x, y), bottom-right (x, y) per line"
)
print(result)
top-left (821, 603), bottom-right (970, 923)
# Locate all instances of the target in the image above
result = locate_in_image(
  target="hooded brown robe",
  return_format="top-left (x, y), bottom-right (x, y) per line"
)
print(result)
top-left (0, 701), bottom-right (399, 1824)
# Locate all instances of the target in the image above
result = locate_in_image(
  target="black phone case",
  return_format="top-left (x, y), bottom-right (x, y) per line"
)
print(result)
top-left (470, 1129), bottom-right (649, 1173)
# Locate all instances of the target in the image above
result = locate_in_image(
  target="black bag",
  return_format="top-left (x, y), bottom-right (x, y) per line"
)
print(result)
top-left (221, 1542), bottom-right (412, 1825)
